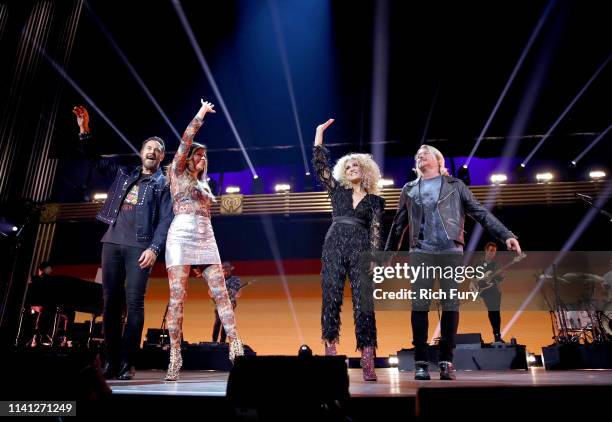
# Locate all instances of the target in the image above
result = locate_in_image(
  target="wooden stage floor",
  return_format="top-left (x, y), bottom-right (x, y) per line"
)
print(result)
top-left (108, 367), bottom-right (612, 398)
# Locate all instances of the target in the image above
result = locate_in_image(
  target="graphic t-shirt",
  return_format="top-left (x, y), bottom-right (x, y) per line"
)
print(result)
top-left (101, 174), bottom-right (150, 249)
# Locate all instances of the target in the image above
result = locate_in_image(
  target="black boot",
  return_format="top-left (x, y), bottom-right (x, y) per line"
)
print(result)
top-left (116, 361), bottom-right (135, 380)
top-left (493, 333), bottom-right (505, 343)
top-left (439, 361), bottom-right (456, 380)
top-left (101, 360), bottom-right (119, 380)
top-left (414, 361), bottom-right (431, 380)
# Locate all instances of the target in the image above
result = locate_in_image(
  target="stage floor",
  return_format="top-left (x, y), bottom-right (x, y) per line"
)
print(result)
top-left (108, 368), bottom-right (612, 398)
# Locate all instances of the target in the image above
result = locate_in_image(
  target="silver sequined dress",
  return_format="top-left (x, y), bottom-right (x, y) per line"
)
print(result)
top-left (165, 116), bottom-right (221, 268)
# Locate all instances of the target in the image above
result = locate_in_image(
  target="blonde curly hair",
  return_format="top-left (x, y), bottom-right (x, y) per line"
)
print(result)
top-left (332, 153), bottom-right (382, 195)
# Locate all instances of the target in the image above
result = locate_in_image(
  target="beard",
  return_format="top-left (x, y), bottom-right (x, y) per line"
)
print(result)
top-left (142, 157), bottom-right (159, 171)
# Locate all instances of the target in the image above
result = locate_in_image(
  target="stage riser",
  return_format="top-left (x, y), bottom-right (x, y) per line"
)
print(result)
top-left (542, 344), bottom-right (612, 369)
top-left (136, 343), bottom-right (256, 371)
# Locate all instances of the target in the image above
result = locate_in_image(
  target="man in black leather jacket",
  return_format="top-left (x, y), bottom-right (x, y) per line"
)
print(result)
top-left (385, 144), bottom-right (521, 380)
top-left (74, 106), bottom-right (172, 380)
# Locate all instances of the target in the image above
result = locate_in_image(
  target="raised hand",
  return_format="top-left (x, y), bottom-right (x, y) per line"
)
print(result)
top-left (314, 118), bottom-right (335, 146)
top-left (196, 99), bottom-right (216, 119)
top-left (72, 105), bottom-right (90, 134)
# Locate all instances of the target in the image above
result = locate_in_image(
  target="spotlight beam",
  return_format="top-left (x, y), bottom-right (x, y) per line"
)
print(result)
top-left (522, 52), bottom-right (612, 167)
top-left (501, 180), bottom-right (612, 336)
top-left (465, 24), bottom-right (558, 253)
top-left (571, 121), bottom-right (612, 164)
top-left (28, 35), bottom-right (138, 154)
top-left (370, 0), bottom-right (389, 172)
top-left (172, 0), bottom-right (257, 177)
top-left (259, 215), bottom-right (305, 343)
top-left (465, 0), bottom-right (555, 167)
top-left (85, 2), bottom-right (181, 142)
top-left (268, 0), bottom-right (309, 174)
top-left (420, 84), bottom-right (439, 145)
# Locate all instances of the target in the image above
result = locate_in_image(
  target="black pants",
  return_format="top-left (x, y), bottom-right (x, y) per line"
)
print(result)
top-left (321, 232), bottom-right (377, 350)
top-left (410, 252), bottom-right (462, 362)
top-left (481, 287), bottom-right (502, 335)
top-left (101, 243), bottom-right (150, 365)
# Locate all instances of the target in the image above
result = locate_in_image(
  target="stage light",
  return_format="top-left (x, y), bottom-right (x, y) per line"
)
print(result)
top-left (457, 165), bottom-right (471, 185)
top-left (465, 0), bottom-right (555, 167)
top-left (304, 172), bottom-right (314, 192)
top-left (172, 0), bottom-right (257, 178)
top-left (305, 172), bottom-right (310, 176)
top-left (388, 355), bottom-right (399, 366)
top-left (225, 186), bottom-right (240, 194)
top-left (522, 54), bottom-right (612, 167)
top-left (274, 184), bottom-right (291, 193)
top-left (377, 178), bottom-right (394, 188)
top-left (92, 193), bottom-right (108, 203)
top-left (571, 121), bottom-right (612, 165)
top-left (570, 161), bottom-right (577, 167)
top-left (536, 172), bottom-right (554, 183)
top-left (12, 226), bottom-right (18, 232)
top-left (490, 174), bottom-right (508, 185)
top-left (298, 344), bottom-right (312, 358)
top-left (526, 353), bottom-right (543, 367)
top-left (589, 170), bottom-right (606, 180)
top-left (252, 177), bottom-right (264, 194)
top-left (520, 163), bottom-right (526, 168)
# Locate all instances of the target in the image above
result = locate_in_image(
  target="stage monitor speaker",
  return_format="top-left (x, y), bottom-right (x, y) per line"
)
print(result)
top-left (143, 328), bottom-right (169, 348)
top-left (455, 333), bottom-right (483, 349)
top-left (226, 355), bottom-right (349, 419)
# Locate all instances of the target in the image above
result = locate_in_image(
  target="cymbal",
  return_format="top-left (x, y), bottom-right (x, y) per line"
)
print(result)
top-left (538, 273), bottom-right (569, 283)
top-left (561, 272), bottom-right (605, 283)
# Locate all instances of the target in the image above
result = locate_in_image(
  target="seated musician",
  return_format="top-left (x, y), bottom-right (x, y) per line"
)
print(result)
top-left (29, 262), bottom-right (75, 347)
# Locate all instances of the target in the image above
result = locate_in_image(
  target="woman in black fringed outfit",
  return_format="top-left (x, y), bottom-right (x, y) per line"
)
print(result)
top-left (312, 118), bottom-right (385, 381)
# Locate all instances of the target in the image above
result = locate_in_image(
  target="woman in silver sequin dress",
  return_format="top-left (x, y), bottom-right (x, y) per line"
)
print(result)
top-left (164, 100), bottom-right (244, 381)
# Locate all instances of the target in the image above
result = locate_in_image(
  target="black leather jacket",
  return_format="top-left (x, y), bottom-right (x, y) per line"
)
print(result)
top-left (96, 166), bottom-right (173, 256)
top-left (385, 176), bottom-right (516, 251)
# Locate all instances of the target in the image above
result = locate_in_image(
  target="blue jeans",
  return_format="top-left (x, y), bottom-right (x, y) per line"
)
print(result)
top-left (101, 243), bottom-right (150, 365)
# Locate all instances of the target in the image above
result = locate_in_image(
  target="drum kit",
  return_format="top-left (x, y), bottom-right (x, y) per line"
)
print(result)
top-left (541, 271), bottom-right (612, 344)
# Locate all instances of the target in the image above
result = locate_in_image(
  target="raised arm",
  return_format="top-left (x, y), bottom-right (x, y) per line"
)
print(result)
top-left (312, 119), bottom-right (337, 192)
top-left (73, 105), bottom-right (90, 140)
top-left (73, 105), bottom-right (123, 176)
top-left (172, 99), bottom-right (215, 175)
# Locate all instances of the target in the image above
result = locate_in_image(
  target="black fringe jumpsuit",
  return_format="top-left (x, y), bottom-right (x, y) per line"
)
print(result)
top-left (313, 145), bottom-right (385, 350)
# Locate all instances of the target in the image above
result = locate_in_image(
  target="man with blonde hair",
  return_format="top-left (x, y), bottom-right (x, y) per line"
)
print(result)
top-left (386, 144), bottom-right (521, 380)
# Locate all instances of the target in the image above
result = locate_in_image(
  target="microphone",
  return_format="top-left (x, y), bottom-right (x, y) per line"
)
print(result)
top-left (575, 193), bottom-right (592, 201)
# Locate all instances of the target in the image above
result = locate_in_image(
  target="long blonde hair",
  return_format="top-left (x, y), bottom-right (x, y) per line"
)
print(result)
top-left (414, 144), bottom-right (449, 177)
top-left (332, 153), bottom-right (381, 195)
